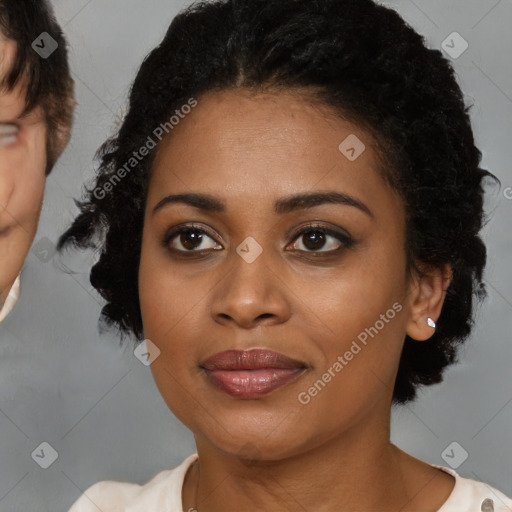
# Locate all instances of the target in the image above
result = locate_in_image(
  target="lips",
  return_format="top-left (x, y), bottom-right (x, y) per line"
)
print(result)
top-left (201, 349), bottom-right (306, 371)
top-left (200, 349), bottom-right (307, 399)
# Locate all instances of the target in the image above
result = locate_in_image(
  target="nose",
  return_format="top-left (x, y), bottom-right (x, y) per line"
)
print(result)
top-left (210, 243), bottom-right (291, 329)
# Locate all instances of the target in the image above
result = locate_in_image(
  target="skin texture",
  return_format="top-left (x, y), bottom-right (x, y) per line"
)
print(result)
top-left (0, 37), bottom-right (47, 311)
top-left (138, 89), bottom-right (454, 512)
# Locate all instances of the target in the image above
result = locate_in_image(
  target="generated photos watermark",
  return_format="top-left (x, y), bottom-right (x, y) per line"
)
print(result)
top-left (93, 98), bottom-right (198, 200)
top-left (298, 301), bottom-right (403, 405)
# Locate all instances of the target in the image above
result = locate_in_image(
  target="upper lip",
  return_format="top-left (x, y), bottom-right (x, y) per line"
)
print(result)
top-left (200, 349), bottom-right (307, 371)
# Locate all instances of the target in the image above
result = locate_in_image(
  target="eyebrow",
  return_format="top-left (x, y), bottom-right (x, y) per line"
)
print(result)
top-left (152, 191), bottom-right (373, 218)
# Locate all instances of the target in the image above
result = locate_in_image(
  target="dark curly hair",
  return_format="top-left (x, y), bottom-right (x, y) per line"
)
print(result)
top-left (0, 0), bottom-right (75, 174)
top-left (57, 0), bottom-right (497, 404)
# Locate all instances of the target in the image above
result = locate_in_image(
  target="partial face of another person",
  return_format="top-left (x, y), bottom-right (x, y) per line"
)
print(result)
top-left (0, 36), bottom-right (47, 306)
top-left (138, 89), bottom-right (435, 460)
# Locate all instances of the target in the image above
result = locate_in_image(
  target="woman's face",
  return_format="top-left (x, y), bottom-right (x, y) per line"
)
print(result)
top-left (139, 89), bottom-right (427, 460)
top-left (0, 37), bottom-right (47, 303)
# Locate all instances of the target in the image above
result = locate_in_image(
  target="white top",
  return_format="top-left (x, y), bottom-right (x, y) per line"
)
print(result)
top-left (0, 274), bottom-right (21, 323)
top-left (68, 453), bottom-right (512, 512)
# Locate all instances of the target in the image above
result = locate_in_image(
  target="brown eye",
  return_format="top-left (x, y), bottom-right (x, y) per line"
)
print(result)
top-left (289, 225), bottom-right (354, 253)
top-left (176, 230), bottom-right (208, 251)
top-left (164, 226), bottom-right (222, 253)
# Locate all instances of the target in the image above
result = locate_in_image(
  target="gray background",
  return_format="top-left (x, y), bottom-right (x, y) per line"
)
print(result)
top-left (0, 1), bottom-right (511, 510)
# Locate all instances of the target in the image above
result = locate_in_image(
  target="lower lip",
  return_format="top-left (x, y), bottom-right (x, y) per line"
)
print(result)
top-left (203, 368), bottom-right (305, 399)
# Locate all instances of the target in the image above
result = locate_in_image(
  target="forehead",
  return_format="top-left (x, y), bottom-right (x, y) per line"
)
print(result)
top-left (147, 89), bottom-right (408, 252)
top-left (151, 89), bottom-right (383, 192)
top-left (0, 36), bottom-right (28, 118)
top-left (148, 89), bottom-right (403, 225)
top-left (0, 34), bottom-right (16, 83)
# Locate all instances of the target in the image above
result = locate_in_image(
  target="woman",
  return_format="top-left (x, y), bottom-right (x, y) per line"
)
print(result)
top-left (60, 0), bottom-right (511, 510)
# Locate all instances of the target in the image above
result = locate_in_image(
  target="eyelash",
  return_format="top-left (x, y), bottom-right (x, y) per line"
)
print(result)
top-left (162, 222), bottom-right (355, 258)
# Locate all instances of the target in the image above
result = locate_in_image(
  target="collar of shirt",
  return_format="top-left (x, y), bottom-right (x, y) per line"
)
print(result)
top-left (0, 274), bottom-right (21, 323)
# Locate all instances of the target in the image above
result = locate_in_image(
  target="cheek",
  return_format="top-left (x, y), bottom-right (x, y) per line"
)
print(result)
top-left (138, 237), bottom-right (206, 356)
top-left (305, 244), bottom-right (406, 339)
top-left (0, 134), bottom-right (47, 227)
top-left (291, 296), bottom-right (406, 444)
top-left (296, 240), bottom-right (408, 394)
top-left (139, 248), bottom-right (206, 421)
top-left (0, 179), bottom-right (45, 241)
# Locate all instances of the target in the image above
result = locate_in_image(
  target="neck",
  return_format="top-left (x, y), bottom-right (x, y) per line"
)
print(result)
top-left (182, 403), bottom-right (452, 512)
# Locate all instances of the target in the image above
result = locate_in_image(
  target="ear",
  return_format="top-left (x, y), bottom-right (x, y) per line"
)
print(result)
top-left (405, 263), bottom-right (452, 341)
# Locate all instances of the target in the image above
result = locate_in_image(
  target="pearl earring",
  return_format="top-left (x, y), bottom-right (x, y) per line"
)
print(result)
top-left (427, 317), bottom-right (436, 329)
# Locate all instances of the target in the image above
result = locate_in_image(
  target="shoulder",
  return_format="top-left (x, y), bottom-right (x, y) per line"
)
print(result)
top-left (67, 478), bottom-right (148, 512)
top-left (434, 465), bottom-right (512, 512)
top-left (68, 453), bottom-right (198, 512)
